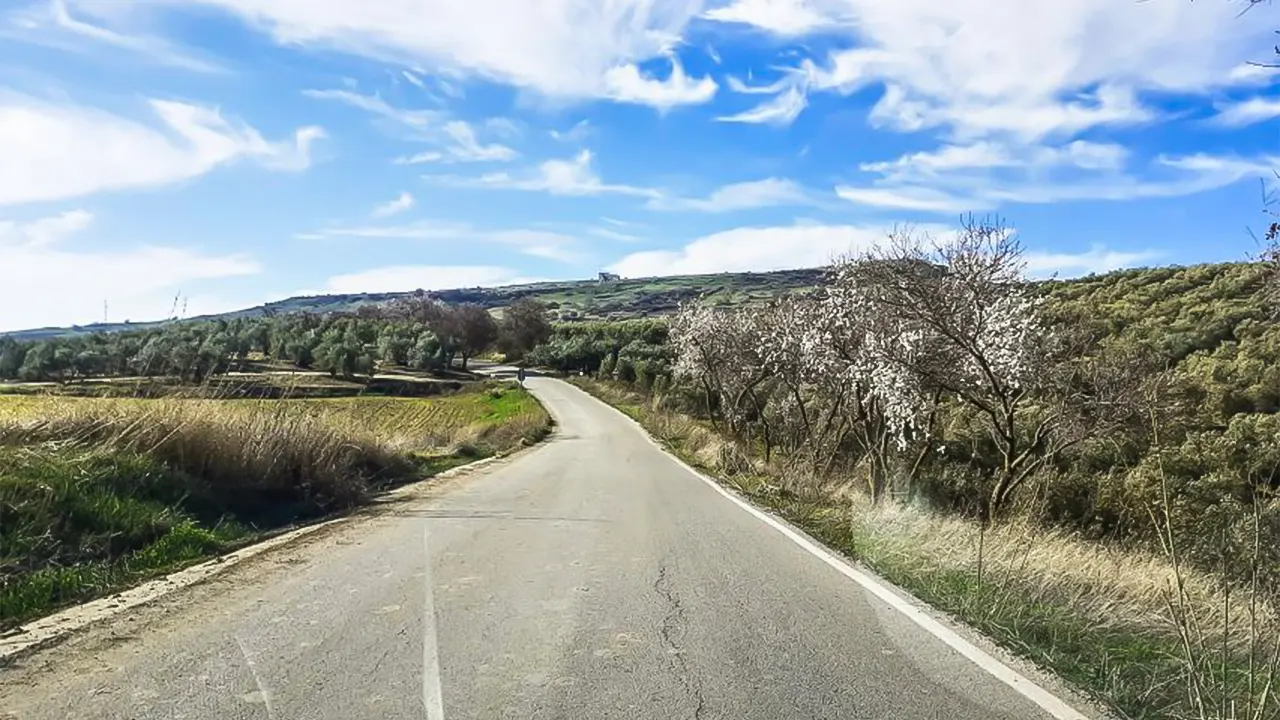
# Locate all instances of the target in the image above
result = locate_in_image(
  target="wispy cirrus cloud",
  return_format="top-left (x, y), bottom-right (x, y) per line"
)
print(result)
top-left (394, 121), bottom-right (517, 164)
top-left (4, 0), bottom-right (225, 72)
top-left (371, 191), bottom-right (415, 218)
top-left (302, 88), bottom-right (440, 130)
top-left (602, 56), bottom-right (718, 111)
top-left (1024, 245), bottom-right (1161, 278)
top-left (426, 149), bottom-right (658, 198)
top-left (648, 177), bottom-right (816, 212)
top-left (836, 139), bottom-right (1277, 214)
top-left (298, 219), bottom-right (585, 263)
top-left (0, 209), bottom-right (93, 249)
top-left (1210, 96), bottom-right (1280, 128)
top-left (303, 89), bottom-right (516, 164)
top-left (320, 265), bottom-right (545, 295)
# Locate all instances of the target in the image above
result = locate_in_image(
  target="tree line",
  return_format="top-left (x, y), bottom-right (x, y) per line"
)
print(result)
top-left (0, 297), bottom-right (552, 383)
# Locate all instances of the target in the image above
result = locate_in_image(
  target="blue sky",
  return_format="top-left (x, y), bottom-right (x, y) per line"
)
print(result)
top-left (1, 0), bottom-right (1279, 330)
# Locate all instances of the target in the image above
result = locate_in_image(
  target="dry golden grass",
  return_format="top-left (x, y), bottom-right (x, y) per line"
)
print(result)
top-left (0, 395), bottom-right (404, 509)
top-left (0, 385), bottom-right (550, 508)
top-left (848, 497), bottom-right (1279, 655)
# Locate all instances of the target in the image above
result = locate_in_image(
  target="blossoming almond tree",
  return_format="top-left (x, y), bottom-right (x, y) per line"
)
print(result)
top-left (670, 217), bottom-right (1075, 518)
top-left (834, 219), bottom-right (1057, 519)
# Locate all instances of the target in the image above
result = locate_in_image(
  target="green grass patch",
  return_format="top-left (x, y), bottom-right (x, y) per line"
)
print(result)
top-left (0, 447), bottom-right (253, 630)
top-left (0, 382), bottom-right (552, 631)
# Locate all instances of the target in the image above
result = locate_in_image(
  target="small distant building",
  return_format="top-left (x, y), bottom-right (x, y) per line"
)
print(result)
top-left (598, 272), bottom-right (621, 283)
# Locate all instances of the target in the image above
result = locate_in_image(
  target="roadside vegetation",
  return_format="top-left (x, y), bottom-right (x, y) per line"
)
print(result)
top-left (537, 221), bottom-right (1280, 720)
top-left (0, 294), bottom-right (556, 633)
top-left (0, 384), bottom-right (549, 631)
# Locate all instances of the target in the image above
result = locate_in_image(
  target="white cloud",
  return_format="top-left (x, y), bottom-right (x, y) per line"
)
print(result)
top-left (607, 221), bottom-right (925, 276)
top-left (860, 140), bottom-right (1129, 179)
top-left (588, 226), bottom-right (646, 242)
top-left (302, 88), bottom-right (439, 130)
top-left (372, 191), bottom-right (415, 218)
top-left (1228, 62), bottom-right (1280, 85)
top-left (0, 93), bottom-right (321, 206)
top-left (649, 177), bottom-right (813, 212)
top-left (394, 121), bottom-right (518, 164)
top-left (483, 117), bottom-right (523, 140)
top-left (439, 121), bottom-right (517, 161)
top-left (306, 89), bottom-right (516, 164)
top-left (550, 119), bottom-right (592, 143)
top-left (1024, 245), bottom-right (1160, 278)
top-left (606, 219), bottom-right (1156, 280)
top-left (838, 150), bottom-right (1279, 214)
top-left (322, 265), bottom-right (542, 294)
top-left (401, 69), bottom-right (426, 88)
top-left (703, 0), bottom-right (842, 36)
top-left (864, 82), bottom-right (1154, 142)
top-left (602, 56), bottom-right (718, 110)
top-left (836, 186), bottom-right (977, 213)
top-left (0, 209), bottom-right (94, 248)
top-left (483, 229), bottom-right (583, 262)
top-left (299, 220), bottom-right (584, 263)
top-left (718, 83), bottom-right (808, 125)
top-left (0, 210), bottom-right (260, 331)
top-left (428, 149), bottom-right (659, 198)
top-left (125, 0), bottom-right (706, 103)
top-left (395, 151), bottom-right (444, 164)
top-left (717, 71), bottom-right (811, 126)
top-left (714, 0), bottom-right (1275, 140)
top-left (4, 0), bottom-right (224, 73)
top-left (1211, 96), bottom-right (1280, 127)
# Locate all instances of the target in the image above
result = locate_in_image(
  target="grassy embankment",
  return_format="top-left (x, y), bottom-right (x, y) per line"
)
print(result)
top-left (573, 378), bottom-right (1280, 720)
top-left (0, 383), bottom-right (549, 631)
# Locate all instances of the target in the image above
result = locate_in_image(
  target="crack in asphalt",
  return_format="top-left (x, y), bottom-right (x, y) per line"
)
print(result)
top-left (653, 561), bottom-right (707, 720)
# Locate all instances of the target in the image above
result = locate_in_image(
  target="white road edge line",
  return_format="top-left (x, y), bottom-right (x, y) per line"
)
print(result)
top-left (422, 527), bottom-right (446, 720)
top-left (609, 397), bottom-right (1091, 720)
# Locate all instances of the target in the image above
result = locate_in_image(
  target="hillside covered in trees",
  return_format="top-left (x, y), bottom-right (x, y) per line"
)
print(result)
top-left (531, 258), bottom-right (1277, 551)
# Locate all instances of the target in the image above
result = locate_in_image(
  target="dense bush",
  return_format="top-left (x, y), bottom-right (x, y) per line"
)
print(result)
top-left (525, 319), bottom-right (672, 378)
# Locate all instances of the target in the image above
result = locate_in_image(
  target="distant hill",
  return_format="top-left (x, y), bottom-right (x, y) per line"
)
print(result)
top-left (3, 268), bottom-right (827, 341)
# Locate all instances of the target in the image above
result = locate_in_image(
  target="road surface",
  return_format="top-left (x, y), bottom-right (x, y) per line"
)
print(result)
top-left (0, 377), bottom-right (1087, 719)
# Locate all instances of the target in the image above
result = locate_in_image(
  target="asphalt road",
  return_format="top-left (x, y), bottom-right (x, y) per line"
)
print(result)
top-left (0, 377), bottom-right (1088, 719)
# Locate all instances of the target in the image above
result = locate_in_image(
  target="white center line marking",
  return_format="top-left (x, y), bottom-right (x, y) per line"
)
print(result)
top-left (235, 635), bottom-right (277, 720)
top-left (423, 527), bottom-right (446, 720)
